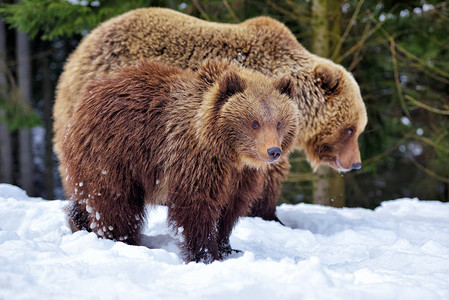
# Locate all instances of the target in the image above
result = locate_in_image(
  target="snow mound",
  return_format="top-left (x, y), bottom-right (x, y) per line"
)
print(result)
top-left (1, 184), bottom-right (448, 299)
top-left (0, 183), bottom-right (30, 200)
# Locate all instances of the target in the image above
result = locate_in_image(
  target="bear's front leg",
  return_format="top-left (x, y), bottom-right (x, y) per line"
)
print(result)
top-left (217, 168), bottom-right (264, 259)
top-left (66, 184), bottom-right (146, 245)
top-left (167, 193), bottom-right (224, 263)
top-left (247, 159), bottom-right (290, 223)
top-left (217, 195), bottom-right (252, 259)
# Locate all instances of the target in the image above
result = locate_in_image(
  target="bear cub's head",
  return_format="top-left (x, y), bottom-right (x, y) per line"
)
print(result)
top-left (197, 61), bottom-right (299, 169)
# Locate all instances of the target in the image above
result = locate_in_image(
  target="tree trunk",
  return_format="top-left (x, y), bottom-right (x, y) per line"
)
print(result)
top-left (16, 30), bottom-right (33, 195)
top-left (0, 13), bottom-right (13, 184)
top-left (311, 0), bottom-right (345, 207)
top-left (328, 0), bottom-right (341, 56)
top-left (312, 0), bottom-right (329, 59)
top-left (39, 48), bottom-right (54, 199)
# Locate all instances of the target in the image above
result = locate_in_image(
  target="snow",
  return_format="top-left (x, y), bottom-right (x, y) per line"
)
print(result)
top-left (1, 183), bottom-right (449, 299)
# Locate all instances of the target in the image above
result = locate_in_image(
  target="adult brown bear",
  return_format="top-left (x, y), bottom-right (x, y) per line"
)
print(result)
top-left (55, 8), bottom-right (367, 221)
top-left (62, 59), bottom-right (299, 262)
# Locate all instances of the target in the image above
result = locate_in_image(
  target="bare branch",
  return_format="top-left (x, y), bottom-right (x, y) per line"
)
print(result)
top-left (267, 0), bottom-right (310, 23)
top-left (286, 172), bottom-right (316, 182)
top-left (331, 0), bottom-right (365, 62)
top-left (339, 6), bottom-right (392, 62)
top-left (222, 0), bottom-right (240, 23)
top-left (405, 61), bottom-right (449, 84)
top-left (413, 134), bottom-right (449, 154)
top-left (396, 43), bottom-right (449, 79)
top-left (405, 95), bottom-right (449, 115)
top-left (362, 136), bottom-right (408, 166)
top-left (409, 156), bottom-right (449, 183)
top-left (435, 131), bottom-right (449, 145)
top-left (193, 0), bottom-right (210, 21)
top-left (390, 37), bottom-right (412, 120)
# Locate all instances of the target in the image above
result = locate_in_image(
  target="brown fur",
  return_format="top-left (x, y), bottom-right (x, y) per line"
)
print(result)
top-left (55, 8), bottom-right (367, 220)
top-left (62, 59), bottom-right (299, 263)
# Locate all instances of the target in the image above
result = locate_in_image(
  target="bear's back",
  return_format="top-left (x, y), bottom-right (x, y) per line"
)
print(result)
top-left (53, 7), bottom-right (307, 180)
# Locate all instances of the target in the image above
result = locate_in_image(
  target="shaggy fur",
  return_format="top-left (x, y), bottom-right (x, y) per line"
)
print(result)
top-left (62, 59), bottom-right (299, 263)
top-left (55, 8), bottom-right (367, 221)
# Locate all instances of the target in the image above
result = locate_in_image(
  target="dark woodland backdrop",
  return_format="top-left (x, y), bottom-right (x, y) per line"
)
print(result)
top-left (0, 0), bottom-right (448, 208)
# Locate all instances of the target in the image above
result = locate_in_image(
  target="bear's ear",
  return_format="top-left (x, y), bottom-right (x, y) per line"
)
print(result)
top-left (313, 64), bottom-right (342, 95)
top-left (274, 76), bottom-right (295, 99)
top-left (216, 70), bottom-right (246, 107)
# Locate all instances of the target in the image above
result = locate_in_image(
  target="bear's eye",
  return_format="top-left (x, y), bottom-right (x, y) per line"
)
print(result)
top-left (252, 121), bottom-right (260, 130)
top-left (346, 128), bottom-right (354, 136)
top-left (277, 122), bottom-right (281, 130)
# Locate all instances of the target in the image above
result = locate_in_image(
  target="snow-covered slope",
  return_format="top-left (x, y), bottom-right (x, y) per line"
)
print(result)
top-left (1, 183), bottom-right (448, 299)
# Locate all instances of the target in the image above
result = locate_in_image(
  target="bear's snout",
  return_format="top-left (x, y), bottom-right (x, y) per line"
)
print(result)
top-left (267, 147), bottom-right (282, 161)
top-left (351, 162), bottom-right (362, 170)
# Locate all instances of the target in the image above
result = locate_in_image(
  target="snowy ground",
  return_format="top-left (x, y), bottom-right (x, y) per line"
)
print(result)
top-left (1, 183), bottom-right (448, 300)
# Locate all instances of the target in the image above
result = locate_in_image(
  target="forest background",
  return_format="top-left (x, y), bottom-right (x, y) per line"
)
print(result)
top-left (0, 0), bottom-right (448, 208)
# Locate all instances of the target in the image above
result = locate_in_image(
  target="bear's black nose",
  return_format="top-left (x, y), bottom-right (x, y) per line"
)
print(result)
top-left (267, 147), bottom-right (282, 160)
top-left (351, 162), bottom-right (362, 170)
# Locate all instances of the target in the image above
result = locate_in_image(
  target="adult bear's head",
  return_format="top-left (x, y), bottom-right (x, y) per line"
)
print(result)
top-left (296, 58), bottom-right (367, 172)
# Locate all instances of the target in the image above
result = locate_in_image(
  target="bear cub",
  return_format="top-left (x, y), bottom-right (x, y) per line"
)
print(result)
top-left (62, 59), bottom-right (299, 263)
